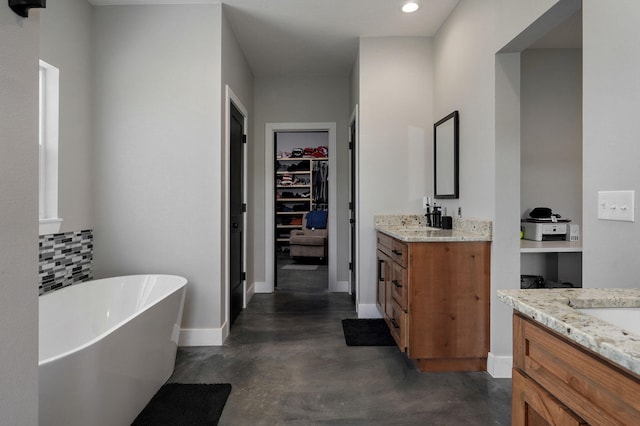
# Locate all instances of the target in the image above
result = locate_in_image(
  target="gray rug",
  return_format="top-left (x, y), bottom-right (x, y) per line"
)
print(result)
top-left (281, 264), bottom-right (318, 271)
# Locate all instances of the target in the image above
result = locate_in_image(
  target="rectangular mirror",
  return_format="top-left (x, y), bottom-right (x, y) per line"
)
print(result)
top-left (434, 111), bottom-right (459, 199)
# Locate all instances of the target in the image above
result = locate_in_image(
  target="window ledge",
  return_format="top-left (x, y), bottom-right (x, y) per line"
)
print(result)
top-left (39, 218), bottom-right (63, 236)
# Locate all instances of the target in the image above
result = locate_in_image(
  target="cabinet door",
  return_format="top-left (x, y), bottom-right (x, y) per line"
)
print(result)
top-left (512, 369), bottom-right (587, 426)
top-left (408, 241), bottom-right (490, 360)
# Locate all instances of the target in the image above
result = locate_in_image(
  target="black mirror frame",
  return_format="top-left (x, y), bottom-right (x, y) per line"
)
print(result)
top-left (433, 110), bottom-right (459, 199)
top-left (9, 0), bottom-right (46, 18)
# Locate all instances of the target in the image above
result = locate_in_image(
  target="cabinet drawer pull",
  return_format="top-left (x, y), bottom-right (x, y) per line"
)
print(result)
top-left (392, 279), bottom-right (402, 288)
top-left (390, 318), bottom-right (400, 329)
top-left (392, 249), bottom-right (402, 255)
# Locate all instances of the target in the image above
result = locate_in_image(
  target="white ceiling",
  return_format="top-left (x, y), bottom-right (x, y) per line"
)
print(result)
top-left (87, 0), bottom-right (460, 77)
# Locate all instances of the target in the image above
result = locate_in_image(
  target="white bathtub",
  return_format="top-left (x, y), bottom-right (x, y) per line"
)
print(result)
top-left (39, 274), bottom-right (187, 426)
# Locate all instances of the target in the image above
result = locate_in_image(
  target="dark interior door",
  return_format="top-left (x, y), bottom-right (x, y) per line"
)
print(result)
top-left (229, 102), bottom-right (244, 326)
top-left (349, 118), bottom-right (357, 302)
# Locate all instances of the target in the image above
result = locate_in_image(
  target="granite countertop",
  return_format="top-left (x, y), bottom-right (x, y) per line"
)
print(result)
top-left (374, 215), bottom-right (492, 242)
top-left (498, 288), bottom-right (640, 377)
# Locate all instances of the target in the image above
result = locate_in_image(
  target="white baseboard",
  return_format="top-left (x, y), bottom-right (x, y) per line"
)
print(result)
top-left (254, 281), bottom-right (272, 293)
top-left (330, 280), bottom-right (349, 292)
top-left (487, 352), bottom-right (512, 378)
top-left (245, 281), bottom-right (255, 307)
top-left (357, 303), bottom-right (383, 318)
top-left (179, 323), bottom-right (228, 347)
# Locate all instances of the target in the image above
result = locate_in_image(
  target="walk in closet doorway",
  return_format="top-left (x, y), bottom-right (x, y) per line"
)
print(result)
top-left (264, 123), bottom-right (338, 293)
top-left (274, 131), bottom-right (329, 289)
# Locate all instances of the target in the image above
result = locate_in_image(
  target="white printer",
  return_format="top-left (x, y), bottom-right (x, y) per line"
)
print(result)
top-left (522, 221), bottom-right (569, 241)
top-left (522, 207), bottom-right (571, 241)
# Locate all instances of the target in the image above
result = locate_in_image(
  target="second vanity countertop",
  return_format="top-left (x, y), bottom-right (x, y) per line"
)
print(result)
top-left (374, 214), bottom-right (492, 242)
top-left (499, 288), bottom-right (640, 377)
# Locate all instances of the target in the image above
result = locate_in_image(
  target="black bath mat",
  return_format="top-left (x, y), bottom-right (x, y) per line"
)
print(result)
top-left (132, 383), bottom-right (232, 426)
top-left (342, 318), bottom-right (396, 346)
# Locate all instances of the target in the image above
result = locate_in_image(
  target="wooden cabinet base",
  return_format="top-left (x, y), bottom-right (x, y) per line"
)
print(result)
top-left (376, 233), bottom-right (491, 373)
top-left (512, 313), bottom-right (640, 424)
top-left (416, 357), bottom-right (487, 372)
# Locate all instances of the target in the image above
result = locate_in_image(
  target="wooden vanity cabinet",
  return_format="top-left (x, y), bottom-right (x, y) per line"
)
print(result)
top-left (512, 313), bottom-right (640, 425)
top-left (376, 232), bottom-right (490, 372)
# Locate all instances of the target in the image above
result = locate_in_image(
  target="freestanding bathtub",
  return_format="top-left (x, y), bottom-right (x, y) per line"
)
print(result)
top-left (39, 274), bottom-right (187, 426)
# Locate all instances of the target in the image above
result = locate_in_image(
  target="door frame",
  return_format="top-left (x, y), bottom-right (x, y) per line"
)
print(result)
top-left (348, 105), bottom-right (359, 306)
top-left (263, 122), bottom-right (340, 293)
top-left (224, 85), bottom-right (249, 331)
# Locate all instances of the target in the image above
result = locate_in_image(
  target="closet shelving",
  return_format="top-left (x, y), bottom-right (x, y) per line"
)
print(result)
top-left (275, 157), bottom-right (328, 244)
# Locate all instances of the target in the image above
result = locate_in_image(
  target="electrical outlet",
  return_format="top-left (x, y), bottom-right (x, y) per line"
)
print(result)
top-left (597, 190), bottom-right (635, 222)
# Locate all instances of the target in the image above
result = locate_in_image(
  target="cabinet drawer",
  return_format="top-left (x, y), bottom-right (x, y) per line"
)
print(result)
top-left (391, 240), bottom-right (407, 268)
top-left (514, 313), bottom-right (640, 425)
top-left (386, 300), bottom-right (407, 351)
top-left (377, 232), bottom-right (392, 256)
top-left (391, 262), bottom-right (408, 310)
top-left (512, 369), bottom-right (587, 426)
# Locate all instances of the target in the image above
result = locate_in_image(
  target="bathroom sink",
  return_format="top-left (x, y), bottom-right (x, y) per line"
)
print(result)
top-left (576, 307), bottom-right (640, 336)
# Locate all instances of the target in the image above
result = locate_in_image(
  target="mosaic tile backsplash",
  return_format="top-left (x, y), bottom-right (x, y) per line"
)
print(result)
top-left (39, 230), bottom-right (93, 295)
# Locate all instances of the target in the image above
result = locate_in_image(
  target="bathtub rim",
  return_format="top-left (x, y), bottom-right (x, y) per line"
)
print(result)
top-left (38, 274), bottom-right (187, 367)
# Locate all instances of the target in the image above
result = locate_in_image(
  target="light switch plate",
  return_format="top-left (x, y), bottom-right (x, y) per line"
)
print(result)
top-left (597, 190), bottom-right (635, 222)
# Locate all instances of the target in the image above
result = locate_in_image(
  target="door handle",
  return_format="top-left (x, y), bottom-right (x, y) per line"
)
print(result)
top-left (232, 223), bottom-right (239, 228)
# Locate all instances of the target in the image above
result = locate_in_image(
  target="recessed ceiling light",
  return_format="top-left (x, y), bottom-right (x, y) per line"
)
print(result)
top-left (402, 1), bottom-right (419, 13)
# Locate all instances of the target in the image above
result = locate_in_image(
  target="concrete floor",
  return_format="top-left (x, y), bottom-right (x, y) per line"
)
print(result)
top-left (169, 260), bottom-right (512, 425)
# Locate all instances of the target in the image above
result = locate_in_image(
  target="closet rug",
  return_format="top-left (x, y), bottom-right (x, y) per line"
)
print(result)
top-left (132, 383), bottom-right (232, 426)
top-left (341, 319), bottom-right (396, 346)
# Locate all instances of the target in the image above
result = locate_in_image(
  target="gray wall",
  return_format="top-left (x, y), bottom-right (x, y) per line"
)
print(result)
top-left (582, 0), bottom-right (640, 287)
top-left (357, 36), bottom-right (434, 315)
top-left (521, 48), bottom-right (582, 224)
top-left (92, 4), bottom-right (224, 331)
top-left (0, 5), bottom-right (39, 423)
top-left (520, 48), bottom-right (582, 286)
top-left (221, 9), bottom-right (254, 322)
top-left (432, 0), bottom-right (568, 368)
top-left (252, 75), bottom-right (350, 286)
top-left (40, 0), bottom-right (93, 233)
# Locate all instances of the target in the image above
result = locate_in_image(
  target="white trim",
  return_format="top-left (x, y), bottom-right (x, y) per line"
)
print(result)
top-left (225, 85), bottom-right (249, 329)
top-left (487, 353), bottom-right (513, 378)
top-left (246, 281), bottom-right (255, 304)
top-left (39, 60), bottom-right (61, 235)
top-left (265, 122), bottom-right (339, 293)
top-left (39, 218), bottom-right (63, 235)
top-left (348, 105), bottom-right (359, 303)
top-left (254, 281), bottom-right (271, 293)
top-left (357, 303), bottom-right (383, 319)
top-left (334, 280), bottom-right (349, 292)
top-left (178, 324), bottom-right (228, 347)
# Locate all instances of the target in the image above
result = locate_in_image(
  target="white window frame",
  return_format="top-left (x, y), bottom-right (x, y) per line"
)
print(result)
top-left (39, 60), bottom-right (62, 235)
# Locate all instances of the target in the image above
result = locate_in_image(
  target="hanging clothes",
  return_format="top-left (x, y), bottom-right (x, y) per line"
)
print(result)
top-left (312, 161), bottom-right (328, 209)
